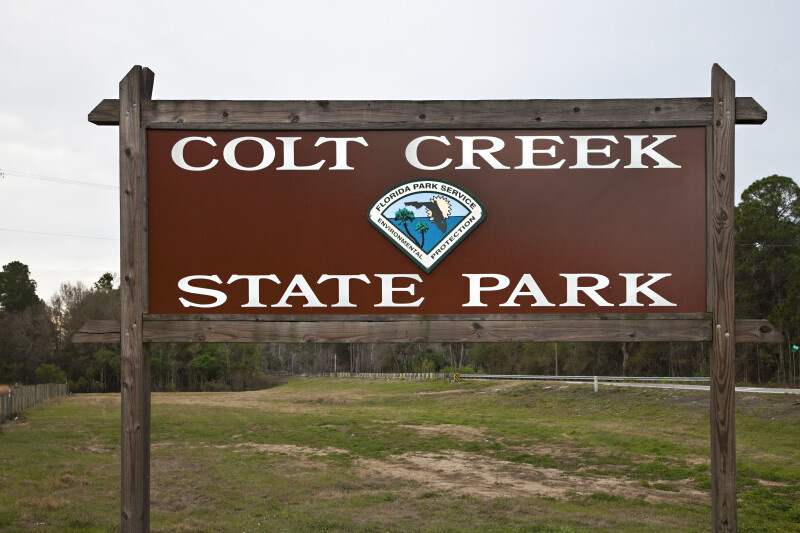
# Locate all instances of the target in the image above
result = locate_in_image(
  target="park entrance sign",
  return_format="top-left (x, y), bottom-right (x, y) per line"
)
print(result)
top-left (147, 128), bottom-right (706, 314)
top-left (80, 65), bottom-right (778, 532)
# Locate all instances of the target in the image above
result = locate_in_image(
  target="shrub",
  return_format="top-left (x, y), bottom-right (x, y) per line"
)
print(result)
top-left (34, 364), bottom-right (68, 384)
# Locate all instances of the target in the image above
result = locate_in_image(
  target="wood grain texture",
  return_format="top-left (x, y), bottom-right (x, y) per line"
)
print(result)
top-left (734, 320), bottom-right (783, 343)
top-left (140, 318), bottom-right (711, 343)
top-left (119, 65), bottom-right (150, 533)
top-left (710, 63), bottom-right (737, 533)
top-left (88, 97), bottom-right (767, 128)
top-left (71, 317), bottom-right (781, 344)
top-left (72, 320), bottom-right (121, 343)
top-left (706, 125), bottom-right (715, 313)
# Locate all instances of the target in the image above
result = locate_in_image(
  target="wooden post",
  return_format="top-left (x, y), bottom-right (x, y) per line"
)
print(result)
top-left (711, 63), bottom-right (737, 532)
top-left (119, 65), bottom-right (153, 532)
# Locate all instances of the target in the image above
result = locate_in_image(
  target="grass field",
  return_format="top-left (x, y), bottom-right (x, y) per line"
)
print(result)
top-left (0, 378), bottom-right (799, 532)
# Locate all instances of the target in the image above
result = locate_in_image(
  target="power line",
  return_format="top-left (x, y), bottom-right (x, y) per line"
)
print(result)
top-left (0, 168), bottom-right (118, 190)
top-left (0, 227), bottom-right (118, 241)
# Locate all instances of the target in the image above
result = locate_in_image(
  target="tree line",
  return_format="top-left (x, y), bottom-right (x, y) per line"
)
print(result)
top-left (1, 175), bottom-right (798, 391)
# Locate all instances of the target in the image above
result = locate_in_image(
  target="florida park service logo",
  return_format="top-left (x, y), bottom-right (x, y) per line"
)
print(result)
top-left (368, 180), bottom-right (485, 273)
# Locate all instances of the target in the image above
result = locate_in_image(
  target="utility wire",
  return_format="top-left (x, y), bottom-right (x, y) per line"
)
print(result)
top-left (0, 227), bottom-right (118, 241)
top-left (0, 168), bottom-right (118, 190)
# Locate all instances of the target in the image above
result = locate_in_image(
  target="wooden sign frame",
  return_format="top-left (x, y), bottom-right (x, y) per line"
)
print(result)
top-left (81, 64), bottom-right (776, 532)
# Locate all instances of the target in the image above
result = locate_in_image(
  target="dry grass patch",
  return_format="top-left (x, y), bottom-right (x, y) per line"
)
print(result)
top-left (18, 497), bottom-right (68, 510)
top-left (57, 473), bottom-right (75, 488)
top-left (152, 440), bottom-right (348, 456)
top-left (55, 472), bottom-right (90, 488)
top-left (220, 442), bottom-right (349, 456)
top-left (151, 389), bottom-right (273, 409)
top-left (358, 450), bottom-right (704, 505)
top-left (148, 379), bottom-right (385, 412)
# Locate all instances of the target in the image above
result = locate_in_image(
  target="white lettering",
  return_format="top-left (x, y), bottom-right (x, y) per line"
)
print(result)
top-left (223, 137), bottom-right (276, 171)
top-left (277, 137), bottom-right (325, 170)
top-left (318, 274), bottom-right (371, 307)
top-left (272, 274), bottom-right (326, 307)
top-left (624, 135), bottom-right (681, 169)
top-left (315, 137), bottom-right (368, 170)
top-left (227, 274), bottom-right (280, 308)
top-left (515, 136), bottom-right (565, 169)
top-left (178, 275), bottom-right (227, 308)
top-left (455, 136), bottom-right (510, 170)
top-left (405, 136), bottom-right (452, 170)
top-left (499, 274), bottom-right (556, 307)
top-left (569, 136), bottom-right (620, 169)
top-left (619, 273), bottom-right (677, 306)
top-left (462, 274), bottom-right (510, 307)
top-left (171, 137), bottom-right (218, 171)
top-left (561, 274), bottom-right (613, 307)
top-left (374, 274), bottom-right (424, 307)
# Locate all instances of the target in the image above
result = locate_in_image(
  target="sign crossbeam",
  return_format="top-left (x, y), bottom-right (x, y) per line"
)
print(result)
top-left (89, 96), bottom-right (767, 129)
top-left (73, 316), bottom-right (782, 344)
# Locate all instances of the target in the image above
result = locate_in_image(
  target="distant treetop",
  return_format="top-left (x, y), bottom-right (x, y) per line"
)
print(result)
top-left (94, 272), bottom-right (116, 292)
top-left (0, 260), bottom-right (40, 313)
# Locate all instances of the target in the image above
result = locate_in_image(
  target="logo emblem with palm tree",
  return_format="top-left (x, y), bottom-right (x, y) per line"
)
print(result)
top-left (367, 180), bottom-right (486, 273)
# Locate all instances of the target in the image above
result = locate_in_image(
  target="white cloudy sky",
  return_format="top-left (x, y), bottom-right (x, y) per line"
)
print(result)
top-left (1, 0), bottom-right (798, 301)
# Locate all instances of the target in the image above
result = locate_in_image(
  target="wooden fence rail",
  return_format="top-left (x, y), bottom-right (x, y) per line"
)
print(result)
top-left (0, 384), bottom-right (69, 425)
top-left (299, 372), bottom-right (452, 380)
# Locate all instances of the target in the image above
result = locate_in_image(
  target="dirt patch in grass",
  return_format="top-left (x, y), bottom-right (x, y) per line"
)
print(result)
top-left (152, 440), bottom-right (348, 457)
top-left (397, 423), bottom-right (488, 441)
top-left (758, 479), bottom-right (793, 487)
top-left (357, 450), bottom-right (704, 505)
top-left (220, 442), bottom-right (349, 456)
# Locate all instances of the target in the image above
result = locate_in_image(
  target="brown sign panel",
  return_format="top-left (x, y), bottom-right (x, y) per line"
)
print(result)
top-left (147, 127), bottom-right (706, 315)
